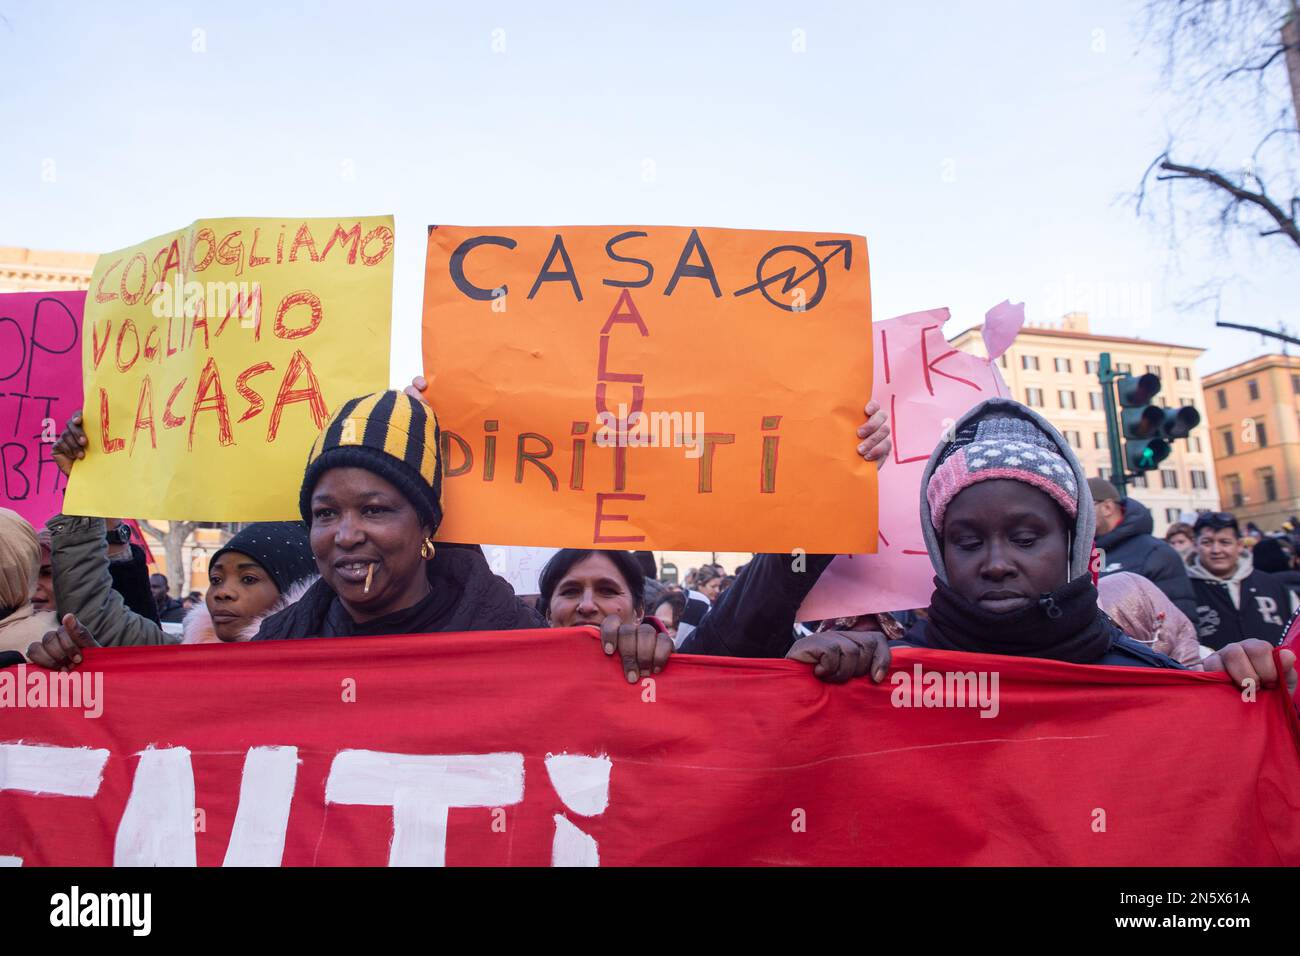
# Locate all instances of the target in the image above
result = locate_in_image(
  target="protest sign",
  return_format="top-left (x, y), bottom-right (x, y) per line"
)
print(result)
top-left (422, 225), bottom-right (875, 552)
top-left (64, 216), bottom-right (395, 521)
top-left (2, 632), bottom-right (1298, 866)
top-left (0, 291), bottom-right (85, 526)
top-left (483, 544), bottom-right (560, 595)
top-left (798, 304), bottom-right (1018, 620)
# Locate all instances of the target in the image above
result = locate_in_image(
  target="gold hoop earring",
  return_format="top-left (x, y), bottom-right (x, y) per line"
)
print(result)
top-left (420, 537), bottom-right (436, 561)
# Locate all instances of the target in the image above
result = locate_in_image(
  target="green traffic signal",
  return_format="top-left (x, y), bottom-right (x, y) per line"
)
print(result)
top-left (1125, 438), bottom-right (1171, 472)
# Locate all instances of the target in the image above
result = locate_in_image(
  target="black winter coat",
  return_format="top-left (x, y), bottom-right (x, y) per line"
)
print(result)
top-left (897, 618), bottom-right (1184, 668)
top-left (253, 544), bottom-right (543, 641)
top-left (678, 552), bottom-right (836, 657)
top-left (1095, 497), bottom-right (1199, 628)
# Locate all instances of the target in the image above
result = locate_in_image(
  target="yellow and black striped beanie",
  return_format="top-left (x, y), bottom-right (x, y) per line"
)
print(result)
top-left (300, 391), bottom-right (443, 531)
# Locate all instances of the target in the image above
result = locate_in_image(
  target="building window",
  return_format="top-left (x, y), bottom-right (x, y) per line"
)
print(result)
top-left (1025, 387), bottom-right (1044, 407)
top-left (1190, 470), bottom-right (1207, 489)
top-left (1088, 391), bottom-right (1103, 411)
top-left (1157, 395), bottom-right (1168, 408)
top-left (1180, 395), bottom-right (1196, 410)
top-left (1064, 430), bottom-right (1081, 448)
top-left (1146, 364), bottom-right (1162, 376)
top-left (998, 354), bottom-right (1007, 368)
top-left (1175, 367), bottom-right (1190, 381)
top-left (1216, 389), bottom-right (1226, 410)
top-left (1093, 431), bottom-right (1106, 449)
top-left (1258, 469), bottom-right (1277, 502)
top-left (1022, 355), bottom-right (1039, 371)
top-left (1059, 390), bottom-right (1076, 410)
top-left (1160, 469), bottom-right (1179, 489)
top-left (1247, 379), bottom-right (1260, 401)
top-left (1115, 362), bottom-right (1132, 373)
top-left (1190, 435), bottom-right (1202, 453)
top-left (1293, 373), bottom-right (1300, 394)
top-left (1256, 422), bottom-right (1268, 447)
top-left (1222, 430), bottom-right (1235, 456)
top-left (1165, 508), bottom-right (1181, 524)
top-left (1098, 466), bottom-right (1112, 481)
top-left (1084, 360), bottom-right (1099, 375)
top-left (1131, 472), bottom-right (1148, 488)
top-left (1055, 358), bottom-right (1071, 373)
top-left (1225, 475), bottom-right (1243, 508)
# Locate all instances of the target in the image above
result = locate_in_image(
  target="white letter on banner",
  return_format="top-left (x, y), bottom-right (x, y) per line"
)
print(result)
top-left (223, 747), bottom-right (300, 866)
top-left (114, 747), bottom-right (197, 866)
top-left (325, 751), bottom-right (524, 866)
top-left (0, 743), bottom-right (110, 866)
top-left (545, 753), bottom-right (611, 867)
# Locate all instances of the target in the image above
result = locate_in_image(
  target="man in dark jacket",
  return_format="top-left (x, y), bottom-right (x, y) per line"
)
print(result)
top-left (1188, 512), bottom-right (1297, 648)
top-left (1088, 479), bottom-right (1199, 628)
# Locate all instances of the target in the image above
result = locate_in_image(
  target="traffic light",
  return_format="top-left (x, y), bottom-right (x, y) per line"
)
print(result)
top-left (1115, 372), bottom-right (1201, 474)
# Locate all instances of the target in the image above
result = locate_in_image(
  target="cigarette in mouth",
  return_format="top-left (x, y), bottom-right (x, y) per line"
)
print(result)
top-left (364, 563), bottom-right (375, 594)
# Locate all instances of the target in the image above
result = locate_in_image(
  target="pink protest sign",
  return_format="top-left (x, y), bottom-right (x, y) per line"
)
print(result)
top-left (797, 303), bottom-right (1018, 620)
top-left (0, 291), bottom-right (86, 526)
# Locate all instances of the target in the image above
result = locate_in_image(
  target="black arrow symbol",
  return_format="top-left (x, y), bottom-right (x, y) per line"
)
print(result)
top-left (733, 238), bottom-right (854, 299)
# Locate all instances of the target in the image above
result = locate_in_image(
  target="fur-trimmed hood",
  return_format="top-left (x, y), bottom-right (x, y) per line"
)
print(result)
top-left (181, 576), bottom-right (318, 644)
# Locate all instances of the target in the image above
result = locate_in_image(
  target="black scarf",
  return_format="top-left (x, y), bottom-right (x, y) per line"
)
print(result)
top-left (253, 546), bottom-right (544, 641)
top-left (924, 573), bottom-right (1113, 663)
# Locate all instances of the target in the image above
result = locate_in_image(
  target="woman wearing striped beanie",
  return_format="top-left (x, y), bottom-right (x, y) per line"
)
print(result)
top-left (253, 390), bottom-right (544, 641)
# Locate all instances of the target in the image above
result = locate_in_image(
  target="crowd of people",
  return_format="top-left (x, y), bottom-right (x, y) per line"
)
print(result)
top-left (0, 385), bottom-right (1295, 704)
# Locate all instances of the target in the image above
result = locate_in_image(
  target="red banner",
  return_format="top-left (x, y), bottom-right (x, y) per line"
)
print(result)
top-left (2, 630), bottom-right (1298, 866)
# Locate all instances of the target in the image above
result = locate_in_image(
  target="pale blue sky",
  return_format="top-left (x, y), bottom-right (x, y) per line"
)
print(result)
top-left (0, 0), bottom-right (1289, 382)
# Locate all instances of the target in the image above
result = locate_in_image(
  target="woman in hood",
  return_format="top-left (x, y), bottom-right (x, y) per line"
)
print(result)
top-left (1096, 572), bottom-right (1203, 668)
top-left (900, 398), bottom-right (1293, 692)
top-left (180, 523), bottom-right (317, 644)
top-left (0, 509), bottom-right (58, 660)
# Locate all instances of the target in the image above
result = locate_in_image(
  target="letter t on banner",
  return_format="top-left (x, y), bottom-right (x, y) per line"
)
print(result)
top-left (325, 751), bottom-right (525, 866)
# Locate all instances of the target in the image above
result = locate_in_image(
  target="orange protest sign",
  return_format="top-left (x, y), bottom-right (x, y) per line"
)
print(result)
top-left (421, 225), bottom-right (875, 552)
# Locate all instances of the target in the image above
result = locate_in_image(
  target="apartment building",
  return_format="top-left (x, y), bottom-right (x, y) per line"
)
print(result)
top-left (951, 312), bottom-right (1220, 535)
top-left (1202, 353), bottom-right (1300, 531)
top-left (0, 246), bottom-right (96, 292)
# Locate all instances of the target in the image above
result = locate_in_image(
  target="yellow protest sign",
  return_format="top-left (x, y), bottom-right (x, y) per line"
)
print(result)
top-left (64, 215), bottom-right (394, 521)
top-left (422, 225), bottom-right (876, 553)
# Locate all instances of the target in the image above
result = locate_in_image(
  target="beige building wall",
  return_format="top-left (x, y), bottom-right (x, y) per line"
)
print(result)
top-left (952, 312), bottom-right (1219, 536)
top-left (0, 246), bottom-right (96, 292)
top-left (1203, 353), bottom-right (1300, 531)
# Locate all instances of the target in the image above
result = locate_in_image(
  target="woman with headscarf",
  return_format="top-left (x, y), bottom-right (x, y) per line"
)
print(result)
top-left (897, 397), bottom-right (1293, 693)
top-left (1096, 571), bottom-right (1203, 669)
top-left (0, 509), bottom-right (57, 660)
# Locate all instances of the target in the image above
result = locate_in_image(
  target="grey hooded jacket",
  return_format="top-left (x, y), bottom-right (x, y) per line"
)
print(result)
top-left (902, 397), bottom-right (1180, 669)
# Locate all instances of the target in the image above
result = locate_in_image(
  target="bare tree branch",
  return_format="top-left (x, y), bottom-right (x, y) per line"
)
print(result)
top-left (1155, 158), bottom-right (1300, 247)
top-left (1222, 39), bottom-right (1297, 78)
